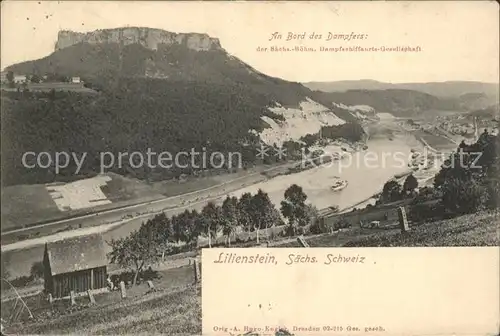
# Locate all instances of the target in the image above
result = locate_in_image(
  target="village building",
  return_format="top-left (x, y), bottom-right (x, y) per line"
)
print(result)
top-left (71, 76), bottom-right (81, 83)
top-left (43, 234), bottom-right (108, 298)
top-left (13, 74), bottom-right (27, 84)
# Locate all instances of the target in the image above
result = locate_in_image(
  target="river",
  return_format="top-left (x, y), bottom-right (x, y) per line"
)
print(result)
top-left (227, 112), bottom-right (421, 210)
top-left (1, 113), bottom-right (426, 277)
top-left (228, 134), bottom-right (417, 210)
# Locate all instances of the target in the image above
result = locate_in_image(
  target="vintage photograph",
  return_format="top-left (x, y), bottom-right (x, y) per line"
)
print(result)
top-left (1, 1), bottom-right (498, 335)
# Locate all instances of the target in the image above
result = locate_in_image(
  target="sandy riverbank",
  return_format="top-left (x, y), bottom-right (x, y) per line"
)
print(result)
top-left (0, 116), bottom-right (407, 247)
top-left (1, 112), bottom-right (456, 277)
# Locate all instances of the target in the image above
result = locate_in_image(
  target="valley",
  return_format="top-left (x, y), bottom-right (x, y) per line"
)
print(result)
top-left (1, 110), bottom-right (458, 278)
top-left (1, 20), bottom-right (498, 336)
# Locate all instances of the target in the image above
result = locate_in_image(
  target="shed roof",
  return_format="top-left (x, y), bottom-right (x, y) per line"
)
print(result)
top-left (45, 234), bottom-right (107, 276)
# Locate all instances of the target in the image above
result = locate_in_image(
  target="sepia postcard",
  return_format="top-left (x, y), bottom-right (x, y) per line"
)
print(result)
top-left (0, 1), bottom-right (499, 335)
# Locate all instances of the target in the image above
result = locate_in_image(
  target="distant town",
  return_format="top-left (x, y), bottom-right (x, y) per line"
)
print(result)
top-left (399, 111), bottom-right (499, 141)
top-left (436, 113), bottom-right (499, 137)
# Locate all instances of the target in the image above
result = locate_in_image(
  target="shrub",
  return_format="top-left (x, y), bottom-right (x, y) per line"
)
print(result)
top-left (441, 178), bottom-right (488, 215)
top-left (409, 202), bottom-right (445, 223)
top-left (310, 220), bottom-right (328, 234)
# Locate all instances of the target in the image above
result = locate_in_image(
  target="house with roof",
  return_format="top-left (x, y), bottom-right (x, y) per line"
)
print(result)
top-left (43, 234), bottom-right (108, 298)
top-left (13, 74), bottom-right (27, 84)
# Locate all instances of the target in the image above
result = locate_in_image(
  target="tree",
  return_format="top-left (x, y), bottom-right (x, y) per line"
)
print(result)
top-left (6, 71), bottom-right (15, 88)
top-left (187, 210), bottom-right (203, 245)
top-left (434, 133), bottom-right (499, 214)
top-left (304, 204), bottom-right (322, 233)
top-left (107, 226), bottom-right (162, 286)
top-left (175, 210), bottom-right (194, 244)
top-left (48, 88), bottom-right (56, 101)
top-left (30, 261), bottom-right (44, 280)
top-left (380, 179), bottom-right (402, 203)
top-left (30, 74), bottom-right (41, 83)
top-left (412, 186), bottom-right (440, 204)
top-left (237, 192), bottom-right (254, 232)
top-left (172, 209), bottom-right (203, 246)
top-left (402, 174), bottom-right (418, 196)
top-left (441, 177), bottom-right (487, 215)
top-left (221, 196), bottom-right (239, 246)
top-left (1, 260), bottom-right (9, 280)
top-left (144, 212), bottom-right (176, 260)
top-left (281, 184), bottom-right (309, 236)
top-left (251, 189), bottom-right (282, 243)
top-left (201, 202), bottom-right (222, 248)
top-left (6, 71), bottom-right (14, 83)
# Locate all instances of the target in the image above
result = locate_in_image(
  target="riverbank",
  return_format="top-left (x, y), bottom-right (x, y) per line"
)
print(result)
top-left (0, 139), bottom-right (372, 278)
top-left (1, 112), bottom-right (444, 277)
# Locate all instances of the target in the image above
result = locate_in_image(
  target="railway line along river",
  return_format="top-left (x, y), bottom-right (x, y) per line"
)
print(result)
top-left (2, 113), bottom-right (444, 277)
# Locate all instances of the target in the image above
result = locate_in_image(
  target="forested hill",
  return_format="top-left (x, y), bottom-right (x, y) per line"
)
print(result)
top-left (5, 33), bottom-right (310, 108)
top-left (311, 89), bottom-right (456, 117)
top-left (304, 80), bottom-right (500, 113)
top-left (0, 81), bottom-right (275, 186)
top-left (2, 27), bottom-right (365, 186)
top-left (304, 80), bottom-right (499, 100)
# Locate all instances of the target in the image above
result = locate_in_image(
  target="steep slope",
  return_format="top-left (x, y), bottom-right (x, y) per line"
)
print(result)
top-left (54, 28), bottom-right (221, 51)
top-left (6, 28), bottom-right (317, 108)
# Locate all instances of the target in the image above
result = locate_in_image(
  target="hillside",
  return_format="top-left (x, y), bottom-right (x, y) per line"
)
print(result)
top-left (280, 211), bottom-right (499, 248)
top-left (310, 89), bottom-right (456, 117)
top-left (304, 80), bottom-right (499, 98)
top-left (304, 80), bottom-right (499, 112)
top-left (2, 27), bottom-right (369, 187)
top-left (3, 211), bottom-right (498, 335)
top-left (2, 270), bottom-right (202, 335)
top-left (5, 27), bottom-right (310, 108)
top-left (467, 105), bottom-right (500, 121)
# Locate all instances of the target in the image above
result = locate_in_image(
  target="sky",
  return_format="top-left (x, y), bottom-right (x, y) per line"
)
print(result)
top-left (1, 1), bottom-right (499, 83)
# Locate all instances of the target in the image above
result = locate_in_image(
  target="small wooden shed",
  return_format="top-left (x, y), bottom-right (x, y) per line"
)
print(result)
top-left (43, 234), bottom-right (108, 298)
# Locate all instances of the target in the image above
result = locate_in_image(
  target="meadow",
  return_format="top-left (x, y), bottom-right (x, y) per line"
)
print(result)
top-left (282, 211), bottom-right (499, 248)
top-left (3, 266), bottom-right (201, 335)
top-left (2, 211), bottom-right (498, 335)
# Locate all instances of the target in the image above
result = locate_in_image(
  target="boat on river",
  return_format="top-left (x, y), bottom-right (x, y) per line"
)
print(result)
top-left (331, 179), bottom-right (348, 192)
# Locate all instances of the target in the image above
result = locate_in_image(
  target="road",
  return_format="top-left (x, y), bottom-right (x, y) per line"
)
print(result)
top-left (433, 126), bottom-right (460, 145)
top-left (3, 168), bottom-right (269, 235)
top-left (1, 161), bottom-right (300, 248)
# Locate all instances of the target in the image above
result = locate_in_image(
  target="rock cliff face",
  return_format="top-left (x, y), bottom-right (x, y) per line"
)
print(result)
top-left (55, 27), bottom-right (222, 52)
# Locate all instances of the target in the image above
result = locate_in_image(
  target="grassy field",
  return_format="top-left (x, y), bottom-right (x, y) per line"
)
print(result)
top-left (1, 185), bottom-right (62, 231)
top-left (2, 211), bottom-right (498, 334)
top-left (1, 83), bottom-right (98, 93)
top-left (344, 211), bottom-right (499, 247)
top-left (2, 266), bottom-right (201, 335)
top-left (1, 173), bottom-right (165, 232)
top-left (280, 211), bottom-right (499, 248)
top-left (1, 166), bottom-right (274, 234)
